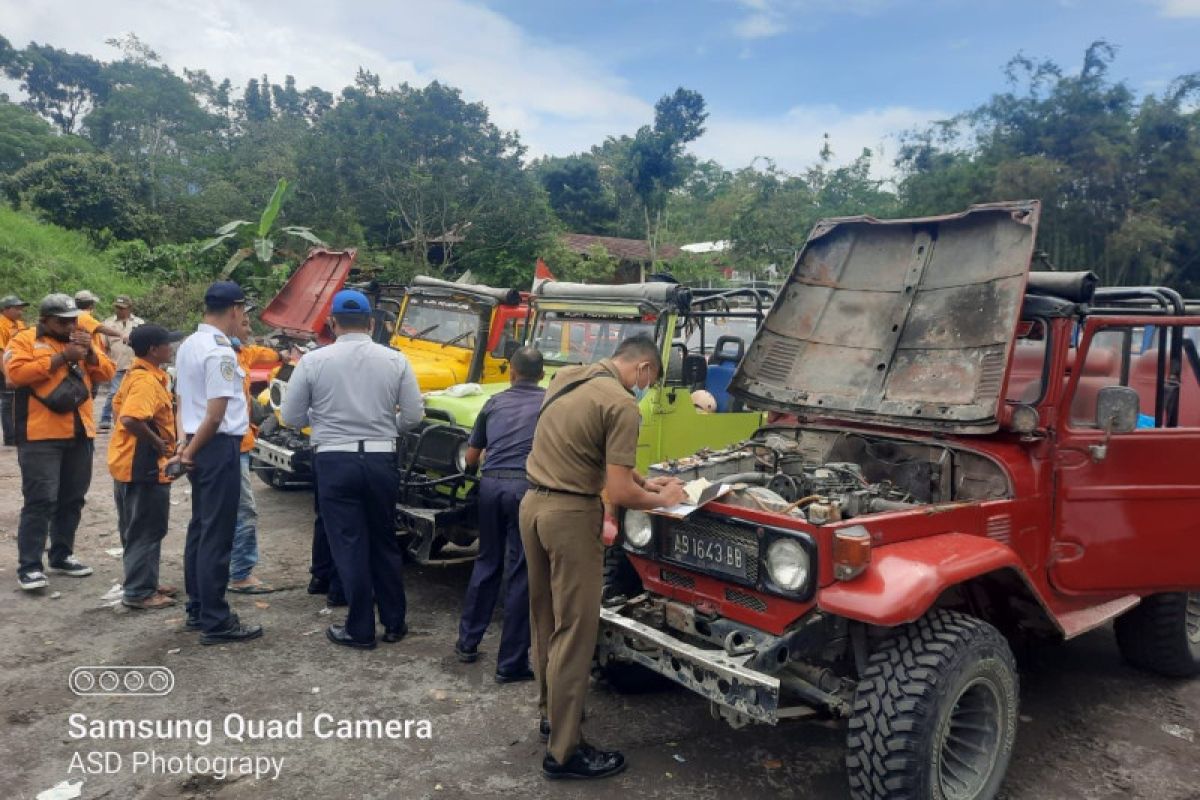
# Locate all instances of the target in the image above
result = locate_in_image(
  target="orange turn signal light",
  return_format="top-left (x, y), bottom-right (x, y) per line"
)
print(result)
top-left (833, 525), bottom-right (872, 581)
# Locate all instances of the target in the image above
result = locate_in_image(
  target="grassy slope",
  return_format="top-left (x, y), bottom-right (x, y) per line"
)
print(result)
top-left (0, 206), bottom-right (146, 311)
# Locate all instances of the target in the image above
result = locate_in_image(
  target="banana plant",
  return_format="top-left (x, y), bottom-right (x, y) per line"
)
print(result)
top-left (201, 178), bottom-right (327, 277)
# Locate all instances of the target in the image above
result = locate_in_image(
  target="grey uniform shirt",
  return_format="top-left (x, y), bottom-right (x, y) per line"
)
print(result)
top-left (280, 332), bottom-right (423, 448)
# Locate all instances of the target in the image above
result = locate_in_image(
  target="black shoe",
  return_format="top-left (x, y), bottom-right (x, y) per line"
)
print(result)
top-left (17, 570), bottom-right (48, 591)
top-left (184, 617), bottom-right (202, 631)
top-left (542, 743), bottom-right (626, 780)
top-left (326, 625), bottom-right (376, 650)
top-left (539, 718), bottom-right (551, 743)
top-left (382, 623), bottom-right (408, 643)
top-left (47, 556), bottom-right (93, 577)
top-left (307, 577), bottom-right (329, 595)
top-left (454, 642), bottom-right (480, 663)
top-left (326, 594), bottom-right (348, 608)
top-left (200, 622), bottom-right (263, 645)
top-left (495, 666), bottom-right (535, 684)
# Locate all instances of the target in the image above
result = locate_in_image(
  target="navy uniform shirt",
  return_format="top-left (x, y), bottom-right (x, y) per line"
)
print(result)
top-left (468, 381), bottom-right (546, 474)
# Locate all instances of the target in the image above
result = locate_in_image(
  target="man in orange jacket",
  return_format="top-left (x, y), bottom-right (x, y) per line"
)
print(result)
top-left (6, 294), bottom-right (115, 591)
top-left (0, 295), bottom-right (30, 446)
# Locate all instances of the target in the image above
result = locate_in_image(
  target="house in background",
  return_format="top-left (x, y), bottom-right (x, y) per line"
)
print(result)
top-left (559, 233), bottom-right (682, 283)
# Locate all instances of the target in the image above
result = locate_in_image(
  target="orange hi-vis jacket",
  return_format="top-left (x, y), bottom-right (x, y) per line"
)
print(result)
top-left (238, 343), bottom-right (280, 453)
top-left (76, 311), bottom-right (109, 354)
top-left (5, 327), bottom-right (115, 441)
top-left (108, 358), bottom-right (176, 483)
top-left (0, 315), bottom-right (29, 382)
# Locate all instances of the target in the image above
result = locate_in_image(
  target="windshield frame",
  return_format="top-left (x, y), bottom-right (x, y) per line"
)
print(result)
top-left (396, 294), bottom-right (489, 350)
top-left (528, 308), bottom-right (664, 367)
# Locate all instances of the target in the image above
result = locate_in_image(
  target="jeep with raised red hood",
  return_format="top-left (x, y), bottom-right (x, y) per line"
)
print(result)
top-left (597, 201), bottom-right (1200, 800)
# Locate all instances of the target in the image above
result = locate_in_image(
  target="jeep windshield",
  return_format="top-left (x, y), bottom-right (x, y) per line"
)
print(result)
top-left (531, 311), bottom-right (657, 366)
top-left (397, 297), bottom-right (482, 349)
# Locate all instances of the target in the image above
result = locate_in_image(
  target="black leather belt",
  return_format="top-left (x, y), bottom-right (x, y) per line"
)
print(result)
top-left (482, 469), bottom-right (529, 480)
top-left (528, 483), bottom-right (600, 499)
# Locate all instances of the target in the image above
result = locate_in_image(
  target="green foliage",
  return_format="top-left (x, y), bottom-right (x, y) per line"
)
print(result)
top-left (200, 178), bottom-right (326, 283)
top-left (533, 155), bottom-right (617, 234)
top-left (4, 152), bottom-right (161, 241)
top-left (2, 41), bottom-right (108, 135)
top-left (0, 206), bottom-right (146, 305)
top-left (539, 240), bottom-right (621, 284)
top-left (107, 238), bottom-right (227, 281)
top-left (0, 101), bottom-right (89, 174)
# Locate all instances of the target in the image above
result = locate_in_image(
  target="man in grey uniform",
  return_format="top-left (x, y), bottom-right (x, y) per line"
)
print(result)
top-left (281, 289), bottom-right (423, 648)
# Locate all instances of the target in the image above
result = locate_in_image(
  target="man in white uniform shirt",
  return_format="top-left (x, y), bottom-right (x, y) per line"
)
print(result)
top-left (281, 289), bottom-right (423, 648)
top-left (168, 281), bottom-right (262, 644)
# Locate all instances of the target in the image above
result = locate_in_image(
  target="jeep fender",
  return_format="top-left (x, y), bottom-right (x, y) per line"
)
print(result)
top-left (817, 532), bottom-right (1036, 628)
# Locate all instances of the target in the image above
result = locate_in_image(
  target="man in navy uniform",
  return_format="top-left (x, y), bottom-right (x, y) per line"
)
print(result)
top-left (170, 281), bottom-right (262, 644)
top-left (281, 289), bottom-right (423, 648)
top-left (455, 346), bottom-right (544, 680)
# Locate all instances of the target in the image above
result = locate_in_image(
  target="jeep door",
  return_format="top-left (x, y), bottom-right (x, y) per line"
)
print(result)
top-left (1052, 319), bottom-right (1200, 593)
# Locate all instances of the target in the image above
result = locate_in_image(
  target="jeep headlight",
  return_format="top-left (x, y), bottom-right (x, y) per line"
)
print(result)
top-left (766, 538), bottom-right (809, 592)
top-left (623, 510), bottom-right (653, 550)
top-left (454, 441), bottom-right (469, 473)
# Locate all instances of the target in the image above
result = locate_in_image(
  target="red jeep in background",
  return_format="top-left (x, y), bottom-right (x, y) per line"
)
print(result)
top-left (597, 201), bottom-right (1200, 800)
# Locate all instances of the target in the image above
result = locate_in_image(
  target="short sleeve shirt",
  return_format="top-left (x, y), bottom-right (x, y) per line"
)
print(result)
top-left (107, 359), bottom-right (176, 483)
top-left (524, 359), bottom-right (641, 495)
top-left (468, 382), bottom-right (545, 473)
top-left (174, 323), bottom-right (248, 436)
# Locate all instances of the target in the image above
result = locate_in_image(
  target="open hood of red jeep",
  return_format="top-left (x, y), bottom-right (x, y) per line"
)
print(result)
top-left (259, 249), bottom-right (357, 339)
top-left (731, 201), bottom-right (1041, 434)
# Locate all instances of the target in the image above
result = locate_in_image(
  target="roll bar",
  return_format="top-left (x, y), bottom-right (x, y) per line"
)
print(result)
top-left (411, 275), bottom-right (522, 306)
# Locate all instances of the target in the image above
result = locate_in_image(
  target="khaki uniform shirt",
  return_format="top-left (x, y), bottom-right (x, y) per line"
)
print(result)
top-left (103, 314), bottom-right (144, 371)
top-left (525, 359), bottom-right (640, 496)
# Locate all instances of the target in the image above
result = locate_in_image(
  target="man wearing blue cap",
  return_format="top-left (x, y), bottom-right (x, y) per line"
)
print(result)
top-left (281, 289), bottom-right (423, 648)
top-left (168, 281), bottom-right (262, 644)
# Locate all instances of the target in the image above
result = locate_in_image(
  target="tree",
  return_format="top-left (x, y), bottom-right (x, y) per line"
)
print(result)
top-left (3, 42), bottom-right (109, 134)
top-left (0, 101), bottom-right (89, 174)
top-left (534, 155), bottom-right (617, 234)
top-left (3, 152), bottom-right (158, 241)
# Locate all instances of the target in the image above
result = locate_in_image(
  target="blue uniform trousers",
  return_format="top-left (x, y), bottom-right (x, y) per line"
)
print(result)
top-left (308, 458), bottom-right (344, 602)
top-left (184, 434), bottom-right (242, 633)
top-left (315, 451), bottom-right (405, 642)
top-left (457, 476), bottom-right (531, 673)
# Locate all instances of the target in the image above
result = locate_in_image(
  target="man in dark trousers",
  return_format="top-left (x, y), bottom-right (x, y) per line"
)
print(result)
top-left (455, 346), bottom-right (544, 680)
top-left (108, 325), bottom-right (181, 610)
top-left (520, 334), bottom-right (686, 780)
top-left (281, 289), bottom-right (423, 649)
top-left (170, 281), bottom-right (262, 644)
top-left (6, 294), bottom-right (115, 591)
top-left (0, 295), bottom-right (30, 446)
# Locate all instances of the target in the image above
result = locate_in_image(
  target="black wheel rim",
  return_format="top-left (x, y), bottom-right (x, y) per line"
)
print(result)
top-left (937, 676), bottom-right (1003, 800)
top-left (1186, 593), bottom-right (1200, 646)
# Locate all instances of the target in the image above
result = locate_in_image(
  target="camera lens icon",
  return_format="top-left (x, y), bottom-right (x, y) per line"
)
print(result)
top-left (70, 666), bottom-right (174, 696)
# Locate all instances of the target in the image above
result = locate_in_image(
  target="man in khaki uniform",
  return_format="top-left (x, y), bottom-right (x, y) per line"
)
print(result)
top-left (521, 334), bottom-right (686, 780)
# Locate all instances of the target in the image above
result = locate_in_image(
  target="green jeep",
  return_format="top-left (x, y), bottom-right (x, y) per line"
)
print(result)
top-left (395, 280), bottom-right (772, 563)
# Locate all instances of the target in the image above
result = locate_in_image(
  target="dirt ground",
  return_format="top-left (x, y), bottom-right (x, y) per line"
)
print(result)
top-left (2, 431), bottom-right (1200, 800)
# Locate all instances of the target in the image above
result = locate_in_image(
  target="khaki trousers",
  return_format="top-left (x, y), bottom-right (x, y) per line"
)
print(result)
top-left (519, 489), bottom-right (604, 764)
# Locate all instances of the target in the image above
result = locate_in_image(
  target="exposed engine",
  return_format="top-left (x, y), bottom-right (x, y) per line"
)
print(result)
top-left (648, 427), bottom-right (1010, 524)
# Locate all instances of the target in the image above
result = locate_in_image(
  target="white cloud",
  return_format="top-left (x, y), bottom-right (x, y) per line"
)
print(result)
top-left (727, 0), bottom-right (896, 42)
top-left (0, 0), bottom-right (651, 159)
top-left (734, 12), bottom-right (788, 39)
top-left (691, 103), bottom-right (947, 180)
top-left (1154, 0), bottom-right (1200, 16)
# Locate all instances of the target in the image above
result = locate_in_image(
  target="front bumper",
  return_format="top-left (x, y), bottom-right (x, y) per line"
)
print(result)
top-left (250, 437), bottom-right (313, 478)
top-left (596, 606), bottom-right (782, 726)
top-left (395, 499), bottom-right (478, 563)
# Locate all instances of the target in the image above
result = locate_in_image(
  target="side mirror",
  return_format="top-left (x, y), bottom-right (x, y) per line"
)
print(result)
top-left (681, 354), bottom-right (708, 387)
top-left (1096, 386), bottom-right (1140, 434)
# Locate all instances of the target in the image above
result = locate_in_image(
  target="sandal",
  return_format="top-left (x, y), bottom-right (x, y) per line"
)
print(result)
top-left (228, 578), bottom-right (275, 594)
top-left (157, 584), bottom-right (179, 597)
top-left (122, 593), bottom-right (178, 610)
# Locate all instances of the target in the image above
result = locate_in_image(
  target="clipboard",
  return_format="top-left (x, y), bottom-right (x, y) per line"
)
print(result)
top-left (649, 480), bottom-right (734, 519)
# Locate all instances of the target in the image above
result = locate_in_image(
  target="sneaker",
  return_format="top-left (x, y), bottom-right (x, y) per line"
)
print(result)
top-left (200, 622), bottom-right (264, 645)
top-left (47, 556), bottom-right (93, 577)
top-left (18, 570), bottom-right (48, 591)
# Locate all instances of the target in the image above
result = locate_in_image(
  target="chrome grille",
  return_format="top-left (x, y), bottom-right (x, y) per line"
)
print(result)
top-left (662, 515), bottom-right (760, 584)
top-left (725, 588), bottom-right (768, 612)
top-left (659, 569), bottom-right (695, 589)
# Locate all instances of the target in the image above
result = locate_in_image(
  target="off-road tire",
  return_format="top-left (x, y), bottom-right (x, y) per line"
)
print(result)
top-left (602, 545), bottom-right (641, 602)
top-left (846, 609), bottom-right (1019, 800)
top-left (1114, 592), bottom-right (1200, 678)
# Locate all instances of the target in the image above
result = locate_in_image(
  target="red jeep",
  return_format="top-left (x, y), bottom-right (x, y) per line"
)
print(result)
top-left (597, 201), bottom-right (1200, 800)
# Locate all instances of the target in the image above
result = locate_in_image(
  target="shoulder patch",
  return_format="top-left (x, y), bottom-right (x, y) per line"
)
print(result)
top-left (219, 356), bottom-right (237, 382)
top-left (213, 334), bottom-right (231, 346)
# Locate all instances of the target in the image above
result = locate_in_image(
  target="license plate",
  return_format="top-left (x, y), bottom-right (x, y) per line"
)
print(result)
top-left (667, 529), bottom-right (752, 581)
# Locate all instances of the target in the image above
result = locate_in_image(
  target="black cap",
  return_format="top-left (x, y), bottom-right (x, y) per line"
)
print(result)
top-left (1, 295), bottom-right (28, 309)
top-left (38, 293), bottom-right (81, 318)
top-left (130, 325), bottom-right (184, 356)
top-left (204, 281), bottom-right (246, 310)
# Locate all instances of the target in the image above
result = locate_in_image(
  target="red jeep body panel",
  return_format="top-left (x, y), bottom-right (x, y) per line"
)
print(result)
top-left (259, 248), bottom-right (357, 343)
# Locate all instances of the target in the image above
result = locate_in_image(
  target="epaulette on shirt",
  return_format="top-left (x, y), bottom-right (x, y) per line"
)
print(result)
top-left (212, 334), bottom-right (231, 347)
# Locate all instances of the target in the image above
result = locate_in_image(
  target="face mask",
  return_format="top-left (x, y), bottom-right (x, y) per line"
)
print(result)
top-left (230, 336), bottom-right (242, 351)
top-left (631, 364), bottom-right (652, 402)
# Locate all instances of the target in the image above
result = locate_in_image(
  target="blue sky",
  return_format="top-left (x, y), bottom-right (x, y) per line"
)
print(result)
top-left (2, 0), bottom-right (1198, 176)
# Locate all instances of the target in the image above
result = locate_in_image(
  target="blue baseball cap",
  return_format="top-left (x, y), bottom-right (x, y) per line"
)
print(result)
top-left (204, 281), bottom-right (246, 310)
top-left (331, 289), bottom-right (372, 315)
